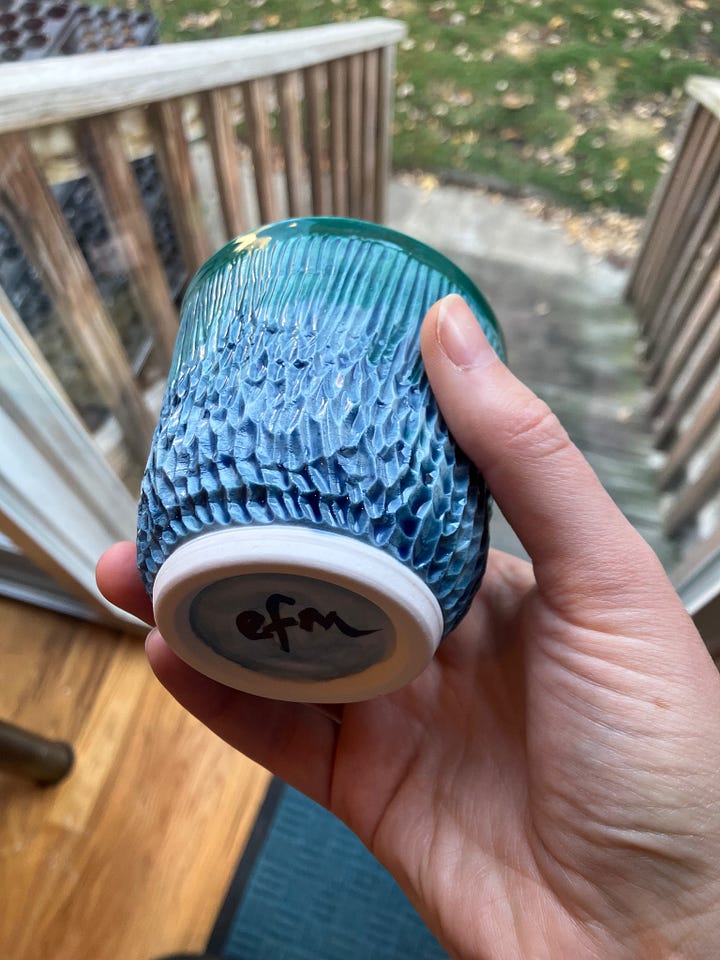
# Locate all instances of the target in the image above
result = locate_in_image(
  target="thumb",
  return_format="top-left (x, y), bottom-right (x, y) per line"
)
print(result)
top-left (420, 294), bottom-right (658, 600)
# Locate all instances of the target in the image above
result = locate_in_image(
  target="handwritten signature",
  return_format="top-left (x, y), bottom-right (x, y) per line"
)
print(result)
top-left (236, 593), bottom-right (379, 653)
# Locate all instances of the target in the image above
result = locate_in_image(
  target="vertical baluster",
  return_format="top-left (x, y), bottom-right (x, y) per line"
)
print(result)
top-left (277, 72), bottom-right (306, 219)
top-left (664, 453), bottom-right (720, 539)
top-left (361, 50), bottom-right (379, 222)
top-left (242, 78), bottom-right (278, 224)
top-left (660, 385), bottom-right (720, 489)
top-left (647, 214), bottom-right (720, 386)
top-left (346, 54), bottom-right (363, 219)
top-left (201, 87), bottom-right (246, 240)
top-left (303, 64), bottom-right (329, 216)
top-left (648, 233), bottom-right (720, 410)
top-left (374, 45), bottom-right (395, 224)
top-left (328, 58), bottom-right (348, 217)
top-left (147, 98), bottom-right (212, 275)
top-left (650, 292), bottom-right (720, 426)
top-left (77, 112), bottom-right (178, 370)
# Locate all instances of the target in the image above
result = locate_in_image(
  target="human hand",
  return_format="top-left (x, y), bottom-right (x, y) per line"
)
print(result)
top-left (97, 294), bottom-right (720, 959)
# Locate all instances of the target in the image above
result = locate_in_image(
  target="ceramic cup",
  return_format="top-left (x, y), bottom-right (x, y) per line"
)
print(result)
top-left (137, 217), bottom-right (504, 702)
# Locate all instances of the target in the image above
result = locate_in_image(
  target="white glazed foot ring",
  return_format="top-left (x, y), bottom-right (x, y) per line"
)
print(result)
top-left (152, 525), bottom-right (444, 703)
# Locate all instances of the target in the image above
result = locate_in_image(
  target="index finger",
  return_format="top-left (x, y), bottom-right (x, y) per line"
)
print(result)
top-left (420, 295), bottom-right (661, 602)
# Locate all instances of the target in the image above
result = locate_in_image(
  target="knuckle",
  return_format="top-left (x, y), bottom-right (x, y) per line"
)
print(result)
top-left (503, 399), bottom-right (572, 462)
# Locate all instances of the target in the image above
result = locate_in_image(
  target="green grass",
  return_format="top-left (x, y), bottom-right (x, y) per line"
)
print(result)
top-left (149, 0), bottom-right (719, 214)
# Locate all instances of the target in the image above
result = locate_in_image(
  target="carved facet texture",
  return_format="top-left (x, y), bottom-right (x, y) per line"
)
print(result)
top-left (137, 219), bottom-right (504, 634)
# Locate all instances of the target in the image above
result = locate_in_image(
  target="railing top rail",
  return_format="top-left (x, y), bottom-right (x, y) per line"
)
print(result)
top-left (0, 18), bottom-right (406, 135)
top-left (686, 75), bottom-right (720, 121)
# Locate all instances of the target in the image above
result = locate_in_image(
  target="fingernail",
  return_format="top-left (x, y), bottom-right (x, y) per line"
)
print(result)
top-left (145, 627), bottom-right (160, 652)
top-left (437, 295), bottom-right (497, 369)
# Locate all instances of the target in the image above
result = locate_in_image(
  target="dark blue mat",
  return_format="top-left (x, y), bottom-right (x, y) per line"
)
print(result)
top-left (208, 781), bottom-right (448, 960)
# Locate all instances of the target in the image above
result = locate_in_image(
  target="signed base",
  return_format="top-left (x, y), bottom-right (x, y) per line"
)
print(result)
top-left (152, 526), bottom-right (444, 703)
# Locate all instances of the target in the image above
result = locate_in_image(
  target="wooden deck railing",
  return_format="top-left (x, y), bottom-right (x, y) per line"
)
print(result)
top-left (0, 18), bottom-right (404, 620)
top-left (627, 76), bottom-right (720, 602)
top-left (0, 18), bottom-right (405, 471)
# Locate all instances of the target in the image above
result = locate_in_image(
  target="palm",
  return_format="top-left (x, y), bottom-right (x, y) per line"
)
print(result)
top-left (327, 549), bottom-right (720, 958)
top-left (330, 550), bottom-right (540, 957)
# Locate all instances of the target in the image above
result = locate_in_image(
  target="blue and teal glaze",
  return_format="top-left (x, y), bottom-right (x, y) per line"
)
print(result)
top-left (137, 218), bottom-right (505, 635)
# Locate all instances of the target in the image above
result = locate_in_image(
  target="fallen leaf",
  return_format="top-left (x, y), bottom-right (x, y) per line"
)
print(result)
top-left (548, 15), bottom-right (565, 28)
top-left (178, 9), bottom-right (221, 29)
top-left (450, 89), bottom-right (474, 107)
top-left (501, 92), bottom-right (535, 109)
top-left (552, 134), bottom-right (577, 155)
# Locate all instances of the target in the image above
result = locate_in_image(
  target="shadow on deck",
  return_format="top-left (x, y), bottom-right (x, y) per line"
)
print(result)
top-left (387, 178), bottom-right (675, 570)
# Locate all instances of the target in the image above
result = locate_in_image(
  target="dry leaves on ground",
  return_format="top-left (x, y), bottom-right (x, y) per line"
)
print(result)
top-left (178, 9), bottom-right (221, 29)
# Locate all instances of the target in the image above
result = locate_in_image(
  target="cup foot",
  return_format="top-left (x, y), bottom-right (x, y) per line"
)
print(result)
top-left (152, 526), bottom-right (443, 703)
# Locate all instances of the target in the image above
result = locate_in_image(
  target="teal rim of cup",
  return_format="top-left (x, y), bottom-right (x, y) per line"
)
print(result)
top-left (183, 216), bottom-right (506, 358)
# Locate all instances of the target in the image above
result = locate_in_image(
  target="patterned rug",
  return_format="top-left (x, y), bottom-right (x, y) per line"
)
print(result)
top-left (206, 780), bottom-right (448, 960)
